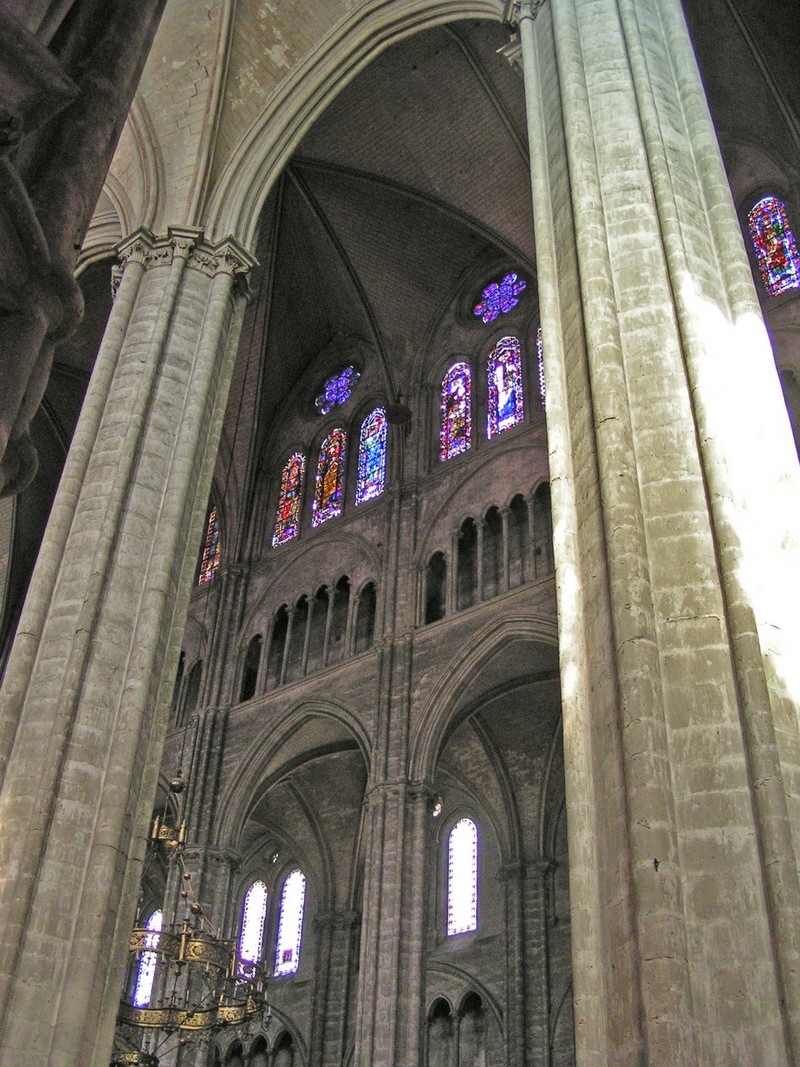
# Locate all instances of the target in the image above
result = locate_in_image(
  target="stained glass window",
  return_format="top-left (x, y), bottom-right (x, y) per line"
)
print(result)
top-left (356, 407), bottom-right (388, 505)
top-left (748, 196), bottom-right (800, 296)
top-left (238, 880), bottom-right (268, 975)
top-left (132, 909), bottom-right (162, 1007)
top-left (487, 336), bottom-right (524, 438)
top-left (536, 325), bottom-right (546, 412)
top-left (274, 869), bottom-right (306, 976)
top-left (273, 453), bottom-right (305, 547)
top-left (198, 506), bottom-right (221, 584)
top-left (312, 429), bottom-right (346, 527)
top-left (447, 818), bottom-right (478, 936)
top-left (440, 363), bottom-right (472, 461)
top-left (473, 272), bottom-right (527, 323)
top-left (315, 366), bottom-right (361, 415)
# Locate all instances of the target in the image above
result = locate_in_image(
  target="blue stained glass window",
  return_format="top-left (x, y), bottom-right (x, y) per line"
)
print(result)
top-left (447, 819), bottom-right (478, 936)
top-left (356, 407), bottom-right (388, 505)
top-left (473, 273), bottom-right (527, 323)
top-left (238, 880), bottom-right (268, 974)
top-left (312, 429), bottom-right (347, 526)
top-left (133, 909), bottom-right (162, 1007)
top-left (315, 366), bottom-right (361, 415)
top-left (487, 336), bottom-right (524, 438)
top-left (198, 506), bottom-right (221, 584)
top-left (273, 453), bottom-right (305, 546)
top-left (440, 363), bottom-right (472, 461)
top-left (748, 196), bottom-right (800, 296)
top-left (274, 869), bottom-right (306, 977)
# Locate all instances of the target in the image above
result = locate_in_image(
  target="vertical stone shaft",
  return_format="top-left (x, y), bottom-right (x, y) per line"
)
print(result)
top-left (0, 228), bottom-right (255, 1067)
top-left (518, 0), bottom-right (800, 1062)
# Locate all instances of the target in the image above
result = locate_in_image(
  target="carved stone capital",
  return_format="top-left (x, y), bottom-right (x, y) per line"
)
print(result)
top-left (504, 0), bottom-right (547, 27)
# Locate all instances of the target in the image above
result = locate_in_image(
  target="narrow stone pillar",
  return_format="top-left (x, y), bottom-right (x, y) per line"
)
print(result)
top-left (500, 505), bottom-right (511, 592)
top-left (447, 528), bottom-right (458, 615)
top-left (301, 594), bottom-right (317, 674)
top-left (512, 0), bottom-right (800, 1063)
top-left (475, 517), bottom-right (485, 602)
top-left (354, 777), bottom-right (426, 1067)
top-left (0, 226), bottom-right (256, 1067)
top-left (279, 605), bottom-right (296, 685)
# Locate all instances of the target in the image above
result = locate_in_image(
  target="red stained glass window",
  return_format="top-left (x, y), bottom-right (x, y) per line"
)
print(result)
top-left (273, 453), bottom-right (305, 546)
top-left (748, 196), bottom-right (800, 296)
top-left (312, 429), bottom-right (346, 527)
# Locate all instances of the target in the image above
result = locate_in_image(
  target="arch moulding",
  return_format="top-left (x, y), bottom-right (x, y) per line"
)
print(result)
top-left (205, 0), bottom-right (506, 249)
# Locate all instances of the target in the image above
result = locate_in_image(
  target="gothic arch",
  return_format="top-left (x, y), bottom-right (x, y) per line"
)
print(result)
top-left (205, 0), bottom-right (505, 246)
top-left (213, 701), bottom-right (372, 851)
top-left (410, 614), bottom-right (559, 782)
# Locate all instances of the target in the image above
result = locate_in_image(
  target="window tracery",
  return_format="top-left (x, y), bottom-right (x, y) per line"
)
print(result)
top-left (473, 272), bottom-right (527, 323)
top-left (315, 365), bottom-right (361, 414)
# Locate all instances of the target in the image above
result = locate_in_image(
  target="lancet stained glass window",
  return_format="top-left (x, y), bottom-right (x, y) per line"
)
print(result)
top-left (748, 196), bottom-right (800, 296)
top-left (238, 880), bottom-right (268, 974)
top-left (198, 507), bottom-right (221, 584)
top-left (132, 909), bottom-right (162, 1007)
top-left (473, 272), bottom-right (527, 323)
top-left (487, 336), bottom-right (524, 438)
top-left (447, 818), bottom-right (478, 936)
top-left (312, 429), bottom-right (346, 527)
top-left (315, 365), bottom-right (361, 414)
top-left (536, 325), bottom-right (546, 412)
top-left (273, 453), bottom-right (305, 546)
top-left (440, 363), bottom-right (472, 461)
top-left (356, 407), bottom-right (388, 504)
top-left (274, 869), bottom-right (306, 976)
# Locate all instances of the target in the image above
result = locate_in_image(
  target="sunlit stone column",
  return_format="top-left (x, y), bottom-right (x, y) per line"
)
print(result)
top-left (0, 226), bottom-right (255, 1067)
top-left (511, 0), bottom-right (800, 1063)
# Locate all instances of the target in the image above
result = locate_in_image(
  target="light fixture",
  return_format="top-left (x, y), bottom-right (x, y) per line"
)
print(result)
top-left (111, 774), bottom-right (269, 1066)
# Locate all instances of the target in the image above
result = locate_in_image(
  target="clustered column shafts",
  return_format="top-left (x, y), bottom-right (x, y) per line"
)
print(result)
top-left (0, 228), bottom-right (255, 1066)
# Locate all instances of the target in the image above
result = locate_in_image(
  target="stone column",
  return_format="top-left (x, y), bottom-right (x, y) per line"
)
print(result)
top-left (475, 517), bottom-right (485, 603)
top-left (512, 1), bottom-right (800, 1064)
top-left (500, 505), bottom-right (511, 592)
top-left (0, 226), bottom-right (255, 1067)
top-left (354, 778), bottom-right (428, 1067)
